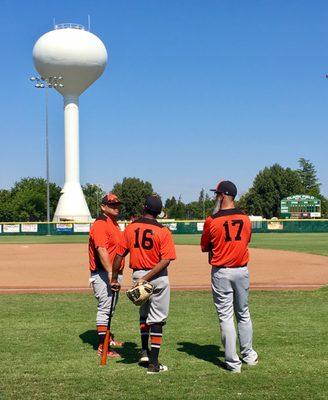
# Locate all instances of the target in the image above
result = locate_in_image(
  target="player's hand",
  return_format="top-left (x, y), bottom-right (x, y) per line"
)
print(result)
top-left (134, 278), bottom-right (147, 287)
top-left (111, 279), bottom-right (121, 292)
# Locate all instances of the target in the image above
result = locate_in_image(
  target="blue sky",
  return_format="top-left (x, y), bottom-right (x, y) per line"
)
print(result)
top-left (0, 0), bottom-right (327, 202)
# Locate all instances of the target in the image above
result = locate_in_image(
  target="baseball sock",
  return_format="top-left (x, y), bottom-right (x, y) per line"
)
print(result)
top-left (149, 323), bottom-right (163, 365)
top-left (140, 318), bottom-right (150, 350)
top-left (97, 325), bottom-right (107, 347)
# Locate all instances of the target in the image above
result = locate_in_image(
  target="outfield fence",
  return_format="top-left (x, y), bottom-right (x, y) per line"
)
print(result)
top-left (0, 219), bottom-right (328, 235)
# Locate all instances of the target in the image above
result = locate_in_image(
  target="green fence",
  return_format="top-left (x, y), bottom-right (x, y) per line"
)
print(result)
top-left (0, 220), bottom-right (328, 235)
top-left (250, 219), bottom-right (328, 233)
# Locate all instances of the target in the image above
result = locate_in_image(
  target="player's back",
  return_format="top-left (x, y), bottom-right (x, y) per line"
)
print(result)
top-left (207, 209), bottom-right (252, 267)
top-left (124, 217), bottom-right (175, 270)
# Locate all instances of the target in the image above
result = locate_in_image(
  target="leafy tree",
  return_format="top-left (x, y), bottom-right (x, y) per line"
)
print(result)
top-left (82, 183), bottom-right (106, 218)
top-left (112, 177), bottom-right (154, 220)
top-left (0, 190), bottom-right (14, 221)
top-left (296, 158), bottom-right (327, 217)
top-left (165, 196), bottom-right (177, 210)
top-left (198, 189), bottom-right (215, 219)
top-left (165, 196), bottom-right (187, 219)
top-left (198, 189), bottom-right (206, 219)
top-left (7, 177), bottom-right (61, 221)
top-left (316, 194), bottom-right (328, 218)
top-left (185, 201), bottom-right (200, 219)
top-left (297, 158), bottom-right (321, 196)
top-left (239, 164), bottom-right (304, 218)
top-left (165, 190), bottom-right (215, 219)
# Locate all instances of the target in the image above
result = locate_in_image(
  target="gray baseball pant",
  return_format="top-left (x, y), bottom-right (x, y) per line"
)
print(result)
top-left (89, 269), bottom-right (123, 326)
top-left (211, 266), bottom-right (258, 372)
top-left (132, 268), bottom-right (170, 325)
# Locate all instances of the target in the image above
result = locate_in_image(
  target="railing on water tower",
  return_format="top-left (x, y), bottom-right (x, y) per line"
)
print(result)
top-left (54, 23), bottom-right (85, 31)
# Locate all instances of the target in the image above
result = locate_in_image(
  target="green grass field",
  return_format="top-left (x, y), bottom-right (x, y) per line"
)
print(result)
top-left (0, 289), bottom-right (327, 400)
top-left (0, 233), bottom-right (327, 256)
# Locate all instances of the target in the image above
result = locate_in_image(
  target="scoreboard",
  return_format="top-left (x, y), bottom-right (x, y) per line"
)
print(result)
top-left (280, 195), bottom-right (321, 219)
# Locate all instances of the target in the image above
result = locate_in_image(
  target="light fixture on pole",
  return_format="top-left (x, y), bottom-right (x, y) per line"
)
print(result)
top-left (29, 75), bottom-right (64, 235)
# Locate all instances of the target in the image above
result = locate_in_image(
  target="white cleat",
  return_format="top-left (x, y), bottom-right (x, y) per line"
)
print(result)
top-left (147, 363), bottom-right (168, 374)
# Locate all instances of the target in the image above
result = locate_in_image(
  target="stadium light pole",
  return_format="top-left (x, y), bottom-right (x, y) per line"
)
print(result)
top-left (29, 76), bottom-right (64, 235)
top-left (202, 188), bottom-right (206, 220)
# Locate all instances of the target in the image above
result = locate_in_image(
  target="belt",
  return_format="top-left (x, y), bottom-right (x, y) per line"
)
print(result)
top-left (214, 264), bottom-right (247, 269)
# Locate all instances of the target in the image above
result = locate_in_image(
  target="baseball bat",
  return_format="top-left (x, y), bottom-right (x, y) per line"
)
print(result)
top-left (100, 290), bottom-right (117, 366)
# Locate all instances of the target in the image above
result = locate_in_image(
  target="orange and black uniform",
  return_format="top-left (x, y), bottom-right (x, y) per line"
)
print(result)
top-left (88, 214), bottom-right (124, 347)
top-left (89, 215), bottom-right (124, 272)
top-left (117, 216), bottom-right (176, 367)
top-left (201, 207), bottom-right (258, 372)
top-left (117, 217), bottom-right (176, 269)
top-left (201, 208), bottom-right (252, 267)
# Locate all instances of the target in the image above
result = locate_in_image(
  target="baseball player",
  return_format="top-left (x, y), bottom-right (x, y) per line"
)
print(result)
top-left (88, 193), bottom-right (125, 358)
top-left (201, 180), bottom-right (258, 373)
top-left (111, 195), bottom-right (176, 374)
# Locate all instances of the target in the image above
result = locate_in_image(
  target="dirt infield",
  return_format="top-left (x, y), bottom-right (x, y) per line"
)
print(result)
top-left (0, 244), bottom-right (327, 293)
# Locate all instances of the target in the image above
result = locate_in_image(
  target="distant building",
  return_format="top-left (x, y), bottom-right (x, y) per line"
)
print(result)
top-left (280, 195), bottom-right (321, 219)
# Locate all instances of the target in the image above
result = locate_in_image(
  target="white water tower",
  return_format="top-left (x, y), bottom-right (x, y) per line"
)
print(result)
top-left (32, 23), bottom-right (107, 221)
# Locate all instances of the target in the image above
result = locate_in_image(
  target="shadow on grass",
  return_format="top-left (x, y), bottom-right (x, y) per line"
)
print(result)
top-left (79, 330), bottom-right (139, 364)
top-left (116, 342), bottom-right (140, 365)
top-left (79, 330), bottom-right (98, 350)
top-left (177, 342), bottom-right (225, 367)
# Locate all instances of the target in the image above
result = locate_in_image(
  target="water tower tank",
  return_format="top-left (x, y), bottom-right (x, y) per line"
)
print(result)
top-left (33, 24), bottom-right (108, 221)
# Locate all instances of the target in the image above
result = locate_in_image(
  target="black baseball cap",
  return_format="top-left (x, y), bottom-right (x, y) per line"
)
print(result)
top-left (144, 195), bottom-right (163, 215)
top-left (101, 193), bottom-right (122, 206)
top-left (210, 180), bottom-right (237, 197)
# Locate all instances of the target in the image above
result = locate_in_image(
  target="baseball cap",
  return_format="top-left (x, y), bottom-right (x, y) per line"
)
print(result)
top-left (101, 193), bottom-right (122, 206)
top-left (210, 180), bottom-right (237, 197)
top-left (144, 195), bottom-right (163, 214)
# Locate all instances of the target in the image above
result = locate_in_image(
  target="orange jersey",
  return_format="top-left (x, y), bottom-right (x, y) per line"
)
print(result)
top-left (201, 209), bottom-right (252, 267)
top-left (89, 215), bottom-right (124, 271)
top-left (117, 217), bottom-right (176, 270)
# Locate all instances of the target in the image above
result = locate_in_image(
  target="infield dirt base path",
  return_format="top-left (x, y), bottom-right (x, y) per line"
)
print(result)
top-left (0, 244), bottom-right (327, 293)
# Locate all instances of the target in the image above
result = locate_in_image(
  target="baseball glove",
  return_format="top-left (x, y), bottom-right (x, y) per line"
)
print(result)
top-left (126, 281), bottom-right (154, 306)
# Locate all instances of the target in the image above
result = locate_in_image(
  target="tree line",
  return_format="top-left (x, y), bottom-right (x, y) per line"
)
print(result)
top-left (0, 158), bottom-right (326, 222)
top-left (164, 158), bottom-right (327, 219)
top-left (236, 158), bottom-right (327, 218)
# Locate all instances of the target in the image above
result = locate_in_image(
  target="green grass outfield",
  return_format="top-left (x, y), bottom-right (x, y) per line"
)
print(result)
top-left (0, 233), bottom-right (327, 256)
top-left (0, 289), bottom-right (327, 400)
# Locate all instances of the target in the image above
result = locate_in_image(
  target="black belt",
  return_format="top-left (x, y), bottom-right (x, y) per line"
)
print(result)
top-left (214, 264), bottom-right (247, 269)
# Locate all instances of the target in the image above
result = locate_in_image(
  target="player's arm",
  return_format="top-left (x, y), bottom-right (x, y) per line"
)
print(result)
top-left (111, 254), bottom-right (124, 291)
top-left (111, 251), bottom-right (129, 291)
top-left (138, 259), bottom-right (171, 284)
top-left (93, 220), bottom-right (111, 272)
top-left (137, 228), bottom-right (176, 284)
top-left (200, 217), bottom-right (212, 252)
top-left (97, 247), bottom-right (112, 272)
top-left (111, 231), bottom-right (129, 291)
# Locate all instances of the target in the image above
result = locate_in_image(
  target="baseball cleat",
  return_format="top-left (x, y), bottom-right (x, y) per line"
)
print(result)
top-left (139, 349), bottom-right (150, 366)
top-left (227, 368), bottom-right (241, 374)
top-left (224, 363), bottom-right (241, 373)
top-left (147, 363), bottom-right (168, 374)
top-left (242, 357), bottom-right (258, 366)
top-left (97, 345), bottom-right (121, 358)
top-left (110, 334), bottom-right (124, 348)
top-left (110, 338), bottom-right (124, 348)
